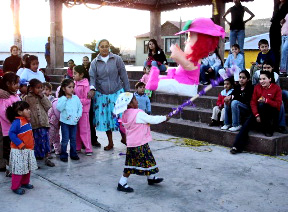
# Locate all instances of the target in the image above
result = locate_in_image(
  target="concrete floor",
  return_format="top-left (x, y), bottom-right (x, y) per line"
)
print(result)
top-left (1, 131), bottom-right (288, 212)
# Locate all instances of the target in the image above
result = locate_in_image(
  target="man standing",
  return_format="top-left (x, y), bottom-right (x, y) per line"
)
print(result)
top-left (45, 37), bottom-right (51, 68)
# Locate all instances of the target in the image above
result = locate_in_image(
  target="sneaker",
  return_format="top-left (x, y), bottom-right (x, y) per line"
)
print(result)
top-left (85, 152), bottom-right (93, 156)
top-left (228, 125), bottom-right (242, 132)
top-left (21, 184), bottom-right (34, 189)
top-left (230, 147), bottom-right (239, 154)
top-left (70, 155), bottom-right (80, 160)
top-left (92, 141), bottom-right (101, 148)
top-left (60, 158), bottom-right (68, 162)
top-left (117, 183), bottom-right (134, 192)
top-left (221, 125), bottom-right (231, 130)
top-left (147, 177), bottom-right (164, 185)
top-left (13, 188), bottom-right (25, 195)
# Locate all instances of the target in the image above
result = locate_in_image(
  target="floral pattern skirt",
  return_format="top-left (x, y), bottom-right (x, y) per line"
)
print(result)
top-left (33, 127), bottom-right (50, 158)
top-left (93, 88), bottom-right (124, 131)
top-left (9, 149), bottom-right (38, 175)
top-left (124, 143), bottom-right (159, 176)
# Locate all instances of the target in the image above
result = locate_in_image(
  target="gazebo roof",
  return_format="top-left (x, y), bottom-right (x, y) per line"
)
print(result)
top-left (70, 0), bottom-right (254, 12)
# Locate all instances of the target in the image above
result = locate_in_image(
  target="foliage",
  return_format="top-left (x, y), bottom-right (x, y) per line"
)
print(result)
top-left (84, 40), bottom-right (120, 60)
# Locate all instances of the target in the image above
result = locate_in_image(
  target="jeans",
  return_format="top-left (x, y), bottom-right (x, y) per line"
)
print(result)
top-left (280, 35), bottom-right (288, 73)
top-left (60, 122), bottom-right (78, 159)
top-left (230, 30), bottom-right (245, 53)
top-left (200, 64), bottom-right (222, 83)
top-left (144, 60), bottom-right (167, 72)
top-left (224, 100), bottom-right (250, 127)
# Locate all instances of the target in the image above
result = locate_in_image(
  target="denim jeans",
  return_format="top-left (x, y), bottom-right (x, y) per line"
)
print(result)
top-left (230, 30), bottom-right (245, 53)
top-left (200, 64), bottom-right (222, 83)
top-left (144, 60), bottom-right (167, 72)
top-left (280, 35), bottom-right (288, 73)
top-left (60, 122), bottom-right (78, 159)
top-left (224, 100), bottom-right (250, 127)
top-left (278, 101), bottom-right (287, 127)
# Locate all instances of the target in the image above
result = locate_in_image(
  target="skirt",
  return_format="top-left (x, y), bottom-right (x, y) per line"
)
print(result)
top-left (9, 149), bottom-right (38, 175)
top-left (33, 127), bottom-right (50, 158)
top-left (93, 88), bottom-right (124, 131)
top-left (124, 143), bottom-right (159, 176)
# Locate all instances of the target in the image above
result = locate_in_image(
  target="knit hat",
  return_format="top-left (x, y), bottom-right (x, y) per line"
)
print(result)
top-left (175, 18), bottom-right (226, 38)
top-left (113, 92), bottom-right (134, 115)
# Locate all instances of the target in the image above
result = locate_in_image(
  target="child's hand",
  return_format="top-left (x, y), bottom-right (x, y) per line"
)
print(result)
top-left (38, 92), bottom-right (44, 98)
top-left (258, 96), bottom-right (266, 103)
top-left (165, 115), bottom-right (171, 121)
top-left (256, 116), bottom-right (261, 123)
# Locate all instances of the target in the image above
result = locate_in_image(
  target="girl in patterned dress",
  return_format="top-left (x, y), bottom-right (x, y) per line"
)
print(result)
top-left (113, 92), bottom-right (169, 192)
top-left (6, 101), bottom-right (38, 195)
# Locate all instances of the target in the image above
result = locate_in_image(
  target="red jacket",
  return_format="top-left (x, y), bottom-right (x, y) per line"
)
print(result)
top-left (216, 89), bottom-right (234, 108)
top-left (250, 83), bottom-right (282, 117)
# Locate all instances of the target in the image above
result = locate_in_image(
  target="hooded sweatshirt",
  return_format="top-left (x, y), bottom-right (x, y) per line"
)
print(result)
top-left (74, 78), bottom-right (91, 113)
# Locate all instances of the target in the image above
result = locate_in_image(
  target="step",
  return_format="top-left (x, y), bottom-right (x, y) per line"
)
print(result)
top-left (48, 75), bottom-right (65, 83)
top-left (45, 68), bottom-right (67, 75)
top-left (150, 118), bottom-right (288, 156)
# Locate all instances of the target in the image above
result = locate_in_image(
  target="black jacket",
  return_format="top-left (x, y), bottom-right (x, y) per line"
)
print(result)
top-left (230, 81), bottom-right (254, 106)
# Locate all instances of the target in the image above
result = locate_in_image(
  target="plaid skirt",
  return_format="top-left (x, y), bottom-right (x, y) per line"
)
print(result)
top-left (124, 143), bottom-right (159, 176)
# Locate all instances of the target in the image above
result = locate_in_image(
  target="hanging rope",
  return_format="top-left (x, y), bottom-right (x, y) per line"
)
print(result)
top-left (212, 0), bottom-right (218, 15)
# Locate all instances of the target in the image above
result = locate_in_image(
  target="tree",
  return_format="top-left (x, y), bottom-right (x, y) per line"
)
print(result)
top-left (84, 40), bottom-right (120, 60)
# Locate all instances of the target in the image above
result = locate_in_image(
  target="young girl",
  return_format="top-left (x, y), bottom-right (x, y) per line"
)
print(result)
top-left (73, 65), bottom-right (92, 155)
top-left (140, 65), bottom-right (152, 98)
top-left (221, 70), bottom-right (254, 132)
top-left (113, 92), bottom-right (168, 193)
top-left (56, 79), bottom-right (82, 162)
top-left (16, 54), bottom-right (30, 77)
top-left (209, 78), bottom-right (233, 127)
top-left (250, 71), bottom-right (282, 136)
top-left (6, 101), bottom-right (38, 195)
top-left (23, 79), bottom-right (54, 167)
top-left (0, 72), bottom-right (21, 176)
top-left (20, 55), bottom-right (45, 82)
top-left (48, 98), bottom-right (61, 155)
top-left (66, 59), bottom-right (75, 79)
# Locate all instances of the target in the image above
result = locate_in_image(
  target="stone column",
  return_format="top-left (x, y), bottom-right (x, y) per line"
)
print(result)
top-left (213, 0), bottom-right (225, 61)
top-left (150, 10), bottom-right (161, 45)
top-left (11, 0), bottom-right (22, 55)
top-left (50, 0), bottom-right (64, 68)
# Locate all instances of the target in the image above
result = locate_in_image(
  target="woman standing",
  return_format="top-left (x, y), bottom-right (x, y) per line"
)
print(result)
top-left (144, 39), bottom-right (167, 72)
top-left (89, 39), bottom-right (130, 150)
top-left (3, 45), bottom-right (21, 73)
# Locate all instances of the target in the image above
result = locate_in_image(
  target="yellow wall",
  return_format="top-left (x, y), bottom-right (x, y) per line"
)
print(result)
top-left (224, 50), bottom-right (259, 70)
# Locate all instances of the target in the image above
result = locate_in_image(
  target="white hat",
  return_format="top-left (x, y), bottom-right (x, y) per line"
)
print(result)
top-left (113, 92), bottom-right (134, 115)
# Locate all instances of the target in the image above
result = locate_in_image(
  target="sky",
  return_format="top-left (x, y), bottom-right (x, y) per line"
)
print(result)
top-left (0, 0), bottom-right (274, 52)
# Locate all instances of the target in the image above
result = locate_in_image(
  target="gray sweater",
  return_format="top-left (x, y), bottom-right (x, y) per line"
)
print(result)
top-left (89, 53), bottom-right (130, 95)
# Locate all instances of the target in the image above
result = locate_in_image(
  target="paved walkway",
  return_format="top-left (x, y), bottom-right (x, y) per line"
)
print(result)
top-left (1, 131), bottom-right (288, 212)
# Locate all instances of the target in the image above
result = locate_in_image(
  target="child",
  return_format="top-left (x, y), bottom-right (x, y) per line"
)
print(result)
top-left (18, 79), bottom-right (28, 100)
top-left (140, 65), bottom-right (153, 98)
top-left (250, 71), bottom-right (282, 136)
top-left (219, 44), bottom-right (244, 83)
top-left (16, 54), bottom-right (30, 77)
top-left (250, 39), bottom-right (276, 77)
top-left (0, 72), bottom-right (21, 176)
top-left (73, 65), bottom-right (92, 156)
top-left (66, 59), bottom-right (75, 79)
top-left (200, 49), bottom-right (223, 85)
top-left (209, 78), bottom-right (233, 127)
top-left (48, 98), bottom-right (61, 155)
top-left (56, 79), bottom-right (82, 162)
top-left (221, 70), bottom-right (254, 131)
top-left (23, 79), bottom-right (54, 167)
top-left (113, 92), bottom-right (168, 193)
top-left (42, 82), bottom-right (55, 102)
top-left (252, 61), bottom-right (279, 86)
top-left (6, 101), bottom-right (38, 195)
top-left (134, 82), bottom-right (151, 114)
top-left (20, 55), bottom-right (45, 82)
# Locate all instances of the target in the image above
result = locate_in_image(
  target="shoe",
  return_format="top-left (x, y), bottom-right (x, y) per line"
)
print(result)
top-left (147, 177), bottom-right (164, 185)
top-left (21, 184), bottom-right (34, 189)
top-left (208, 120), bottom-right (219, 127)
top-left (45, 159), bottom-right (55, 167)
top-left (5, 170), bottom-right (12, 177)
top-left (70, 155), bottom-right (80, 160)
top-left (104, 145), bottom-right (114, 151)
top-left (92, 141), bottom-right (101, 147)
top-left (277, 126), bottom-right (288, 134)
top-left (85, 152), bottom-right (93, 156)
top-left (228, 125), bottom-right (242, 132)
top-left (60, 158), bottom-right (68, 162)
top-left (13, 188), bottom-right (25, 195)
top-left (221, 125), bottom-right (231, 130)
top-left (117, 183), bottom-right (134, 192)
top-left (230, 147), bottom-right (240, 154)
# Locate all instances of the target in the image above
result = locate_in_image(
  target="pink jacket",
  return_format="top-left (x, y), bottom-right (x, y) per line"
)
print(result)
top-left (0, 94), bottom-right (21, 136)
top-left (140, 74), bottom-right (150, 84)
top-left (48, 98), bottom-right (60, 128)
top-left (122, 109), bottom-right (152, 147)
top-left (74, 78), bottom-right (91, 113)
top-left (67, 67), bottom-right (73, 78)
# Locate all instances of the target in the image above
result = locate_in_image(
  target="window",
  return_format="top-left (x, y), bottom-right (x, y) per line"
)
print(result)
top-left (144, 40), bottom-right (149, 54)
top-left (165, 37), bottom-right (180, 53)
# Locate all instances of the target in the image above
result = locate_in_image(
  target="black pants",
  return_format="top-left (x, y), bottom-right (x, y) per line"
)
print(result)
top-left (3, 136), bottom-right (11, 162)
top-left (269, 24), bottom-right (281, 73)
top-left (89, 100), bottom-right (98, 145)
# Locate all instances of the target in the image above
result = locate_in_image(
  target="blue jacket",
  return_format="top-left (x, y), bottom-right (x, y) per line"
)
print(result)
top-left (134, 92), bottom-right (151, 114)
top-left (224, 53), bottom-right (244, 70)
top-left (56, 95), bottom-right (83, 125)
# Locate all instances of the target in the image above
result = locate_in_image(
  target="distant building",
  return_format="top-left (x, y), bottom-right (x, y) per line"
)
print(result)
top-left (0, 36), bottom-right (94, 68)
